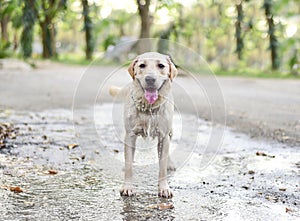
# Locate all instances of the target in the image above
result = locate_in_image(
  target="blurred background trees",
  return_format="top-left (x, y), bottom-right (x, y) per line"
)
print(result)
top-left (0, 0), bottom-right (299, 75)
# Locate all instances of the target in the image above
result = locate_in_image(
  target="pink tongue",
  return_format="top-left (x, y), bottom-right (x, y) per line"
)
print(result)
top-left (145, 90), bottom-right (158, 104)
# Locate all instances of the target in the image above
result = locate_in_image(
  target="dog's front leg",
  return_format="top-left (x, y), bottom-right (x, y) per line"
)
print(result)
top-left (157, 135), bottom-right (173, 198)
top-left (120, 133), bottom-right (137, 196)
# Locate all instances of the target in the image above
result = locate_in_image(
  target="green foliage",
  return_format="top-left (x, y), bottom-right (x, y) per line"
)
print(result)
top-left (0, 41), bottom-right (12, 58)
top-left (3, 0), bottom-right (22, 28)
top-left (36, 0), bottom-right (67, 58)
top-left (214, 68), bottom-right (299, 79)
top-left (157, 24), bottom-right (175, 54)
top-left (0, 0), bottom-right (298, 77)
top-left (102, 35), bottom-right (119, 51)
top-left (53, 52), bottom-right (115, 66)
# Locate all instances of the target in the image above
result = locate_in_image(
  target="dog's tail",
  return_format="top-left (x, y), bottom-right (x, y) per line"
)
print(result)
top-left (109, 86), bottom-right (122, 97)
top-left (109, 85), bottom-right (129, 101)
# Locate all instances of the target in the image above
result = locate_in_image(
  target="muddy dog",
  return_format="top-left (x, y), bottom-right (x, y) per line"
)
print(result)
top-left (109, 52), bottom-right (177, 198)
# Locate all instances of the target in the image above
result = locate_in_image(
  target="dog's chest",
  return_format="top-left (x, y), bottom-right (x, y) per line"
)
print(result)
top-left (126, 95), bottom-right (173, 138)
top-left (132, 112), bottom-right (161, 138)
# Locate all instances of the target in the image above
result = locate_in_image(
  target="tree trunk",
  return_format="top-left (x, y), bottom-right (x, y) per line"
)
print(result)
top-left (1, 16), bottom-right (9, 44)
top-left (235, 2), bottom-right (243, 60)
top-left (157, 24), bottom-right (175, 54)
top-left (82, 0), bottom-right (94, 60)
top-left (136, 0), bottom-right (152, 53)
top-left (120, 25), bottom-right (125, 36)
top-left (40, 16), bottom-right (57, 58)
top-left (39, 0), bottom-right (58, 58)
top-left (13, 32), bottom-right (18, 50)
top-left (263, 0), bottom-right (280, 70)
top-left (137, 0), bottom-right (151, 38)
top-left (21, 0), bottom-right (36, 58)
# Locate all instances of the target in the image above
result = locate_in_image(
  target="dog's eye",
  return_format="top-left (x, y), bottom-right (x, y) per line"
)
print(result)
top-left (139, 64), bottom-right (146, 68)
top-left (158, 64), bottom-right (165, 69)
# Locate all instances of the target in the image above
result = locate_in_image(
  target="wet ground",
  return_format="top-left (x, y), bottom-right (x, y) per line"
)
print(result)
top-left (0, 103), bottom-right (299, 221)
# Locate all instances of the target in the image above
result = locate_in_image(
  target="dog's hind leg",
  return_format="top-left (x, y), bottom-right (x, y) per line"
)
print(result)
top-left (167, 156), bottom-right (176, 171)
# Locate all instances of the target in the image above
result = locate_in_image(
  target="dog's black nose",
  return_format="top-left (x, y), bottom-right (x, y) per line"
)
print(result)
top-left (145, 76), bottom-right (156, 85)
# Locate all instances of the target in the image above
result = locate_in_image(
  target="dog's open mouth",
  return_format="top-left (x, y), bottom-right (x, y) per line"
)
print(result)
top-left (138, 79), bottom-right (167, 105)
top-left (145, 89), bottom-right (158, 104)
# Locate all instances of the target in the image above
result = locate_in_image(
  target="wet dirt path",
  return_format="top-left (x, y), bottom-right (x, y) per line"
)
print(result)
top-left (0, 104), bottom-right (299, 221)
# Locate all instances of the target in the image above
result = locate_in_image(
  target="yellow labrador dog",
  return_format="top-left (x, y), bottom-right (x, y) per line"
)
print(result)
top-left (110, 52), bottom-right (177, 198)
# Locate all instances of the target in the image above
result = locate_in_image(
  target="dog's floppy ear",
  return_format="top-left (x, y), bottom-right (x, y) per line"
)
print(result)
top-left (167, 56), bottom-right (178, 81)
top-left (128, 57), bottom-right (139, 79)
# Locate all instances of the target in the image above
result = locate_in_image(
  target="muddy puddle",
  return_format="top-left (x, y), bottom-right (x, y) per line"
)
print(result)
top-left (0, 103), bottom-right (299, 220)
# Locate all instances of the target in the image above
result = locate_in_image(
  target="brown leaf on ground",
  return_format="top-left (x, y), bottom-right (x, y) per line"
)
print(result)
top-left (67, 143), bottom-right (79, 150)
top-left (279, 188), bottom-right (287, 191)
top-left (48, 170), bottom-right (58, 175)
top-left (1, 185), bottom-right (23, 193)
top-left (285, 207), bottom-right (293, 213)
top-left (256, 151), bottom-right (267, 156)
top-left (10, 186), bottom-right (23, 193)
top-left (157, 203), bottom-right (174, 210)
top-left (256, 151), bottom-right (275, 158)
top-left (265, 195), bottom-right (278, 202)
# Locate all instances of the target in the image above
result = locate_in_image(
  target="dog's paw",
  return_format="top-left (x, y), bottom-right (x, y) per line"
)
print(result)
top-left (120, 186), bottom-right (135, 197)
top-left (158, 187), bottom-right (173, 198)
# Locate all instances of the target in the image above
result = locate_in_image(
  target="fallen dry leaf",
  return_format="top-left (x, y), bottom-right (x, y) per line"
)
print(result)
top-left (10, 186), bottom-right (23, 193)
top-left (70, 157), bottom-right (81, 161)
top-left (265, 195), bottom-right (278, 202)
top-left (279, 188), bottom-right (287, 191)
top-left (285, 207), bottom-right (293, 213)
top-left (256, 151), bottom-right (275, 158)
top-left (1, 185), bottom-right (23, 193)
top-left (67, 143), bottom-right (79, 150)
top-left (48, 170), bottom-right (58, 175)
top-left (256, 152), bottom-right (267, 156)
top-left (157, 203), bottom-right (174, 210)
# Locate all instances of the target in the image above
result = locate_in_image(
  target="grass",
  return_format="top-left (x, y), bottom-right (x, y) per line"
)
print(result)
top-left (3, 51), bottom-right (298, 79)
top-left (51, 53), bottom-right (116, 66)
top-left (53, 53), bottom-right (299, 79)
top-left (53, 53), bottom-right (91, 65)
top-left (213, 67), bottom-right (299, 79)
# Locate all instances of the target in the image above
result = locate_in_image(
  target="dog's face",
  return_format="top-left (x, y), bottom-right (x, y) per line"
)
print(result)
top-left (128, 52), bottom-right (177, 104)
